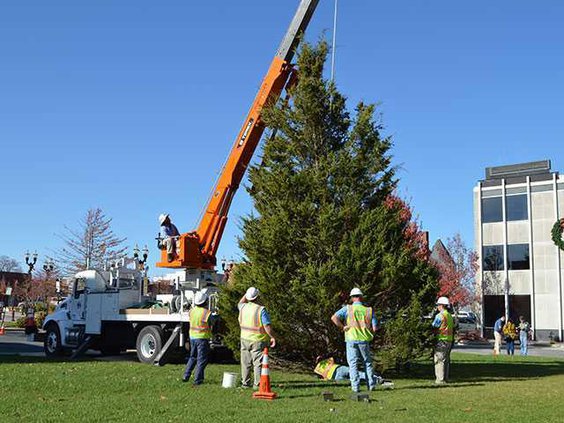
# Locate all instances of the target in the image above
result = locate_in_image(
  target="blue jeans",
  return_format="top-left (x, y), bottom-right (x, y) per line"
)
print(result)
top-left (334, 365), bottom-right (379, 385)
top-left (520, 331), bottom-right (528, 355)
top-left (506, 339), bottom-right (515, 355)
top-left (183, 338), bottom-right (210, 384)
top-left (346, 342), bottom-right (375, 392)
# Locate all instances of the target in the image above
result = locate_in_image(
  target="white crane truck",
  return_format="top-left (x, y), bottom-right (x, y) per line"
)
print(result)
top-left (42, 257), bottom-right (220, 364)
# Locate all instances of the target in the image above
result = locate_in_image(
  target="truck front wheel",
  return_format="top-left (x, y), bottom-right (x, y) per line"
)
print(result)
top-left (44, 323), bottom-right (64, 357)
top-left (136, 325), bottom-right (163, 364)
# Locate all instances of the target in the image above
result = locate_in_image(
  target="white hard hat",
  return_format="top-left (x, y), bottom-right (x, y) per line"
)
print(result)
top-left (194, 292), bottom-right (208, 306)
top-left (158, 213), bottom-right (169, 225)
top-left (436, 296), bottom-right (450, 306)
top-left (245, 287), bottom-right (259, 301)
top-left (350, 288), bottom-right (363, 297)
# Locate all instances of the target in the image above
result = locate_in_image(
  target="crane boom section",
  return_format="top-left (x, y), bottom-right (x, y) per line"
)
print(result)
top-left (157, 0), bottom-right (320, 270)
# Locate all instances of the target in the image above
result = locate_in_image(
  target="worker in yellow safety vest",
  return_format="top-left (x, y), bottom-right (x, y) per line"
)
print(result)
top-left (331, 288), bottom-right (378, 393)
top-left (238, 287), bottom-right (276, 388)
top-left (182, 291), bottom-right (215, 385)
top-left (432, 296), bottom-right (454, 384)
top-left (314, 355), bottom-right (394, 388)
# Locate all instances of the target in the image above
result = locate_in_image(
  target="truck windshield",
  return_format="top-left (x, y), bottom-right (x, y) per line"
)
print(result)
top-left (73, 278), bottom-right (86, 298)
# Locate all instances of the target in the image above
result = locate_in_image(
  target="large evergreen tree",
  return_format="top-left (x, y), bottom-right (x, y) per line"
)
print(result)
top-left (219, 41), bottom-right (438, 368)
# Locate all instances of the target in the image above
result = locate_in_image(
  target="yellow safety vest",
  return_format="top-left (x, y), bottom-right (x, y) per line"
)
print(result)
top-left (437, 310), bottom-right (454, 342)
top-left (314, 358), bottom-right (339, 380)
top-left (345, 304), bottom-right (374, 342)
top-left (239, 302), bottom-right (269, 342)
top-left (189, 306), bottom-right (212, 340)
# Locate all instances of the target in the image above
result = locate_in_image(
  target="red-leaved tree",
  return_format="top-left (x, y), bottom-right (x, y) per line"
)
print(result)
top-left (431, 233), bottom-right (478, 307)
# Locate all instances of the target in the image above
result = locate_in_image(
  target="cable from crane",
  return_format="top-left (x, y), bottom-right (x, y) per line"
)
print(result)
top-left (330, 0), bottom-right (338, 82)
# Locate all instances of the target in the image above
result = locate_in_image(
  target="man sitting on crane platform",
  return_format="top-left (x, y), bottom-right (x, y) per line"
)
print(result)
top-left (159, 213), bottom-right (180, 262)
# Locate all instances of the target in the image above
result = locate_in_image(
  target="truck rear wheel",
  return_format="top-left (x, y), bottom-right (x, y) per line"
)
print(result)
top-left (44, 323), bottom-right (64, 357)
top-left (136, 325), bottom-right (163, 364)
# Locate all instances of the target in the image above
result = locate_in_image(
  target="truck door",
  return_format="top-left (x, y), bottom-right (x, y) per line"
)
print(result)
top-left (69, 277), bottom-right (87, 322)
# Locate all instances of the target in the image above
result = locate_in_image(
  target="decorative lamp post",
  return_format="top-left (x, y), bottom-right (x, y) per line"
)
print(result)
top-left (24, 251), bottom-right (38, 308)
top-left (25, 251), bottom-right (38, 276)
top-left (133, 245), bottom-right (150, 295)
top-left (43, 259), bottom-right (55, 312)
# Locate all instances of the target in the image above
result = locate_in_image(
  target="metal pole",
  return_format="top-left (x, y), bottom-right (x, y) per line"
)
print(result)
top-left (330, 0), bottom-right (338, 82)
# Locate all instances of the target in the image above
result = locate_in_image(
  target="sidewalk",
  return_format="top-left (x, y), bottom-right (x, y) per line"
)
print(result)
top-left (454, 340), bottom-right (564, 358)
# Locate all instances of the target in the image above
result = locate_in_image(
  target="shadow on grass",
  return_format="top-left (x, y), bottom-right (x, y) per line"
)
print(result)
top-left (393, 382), bottom-right (486, 390)
top-left (388, 358), bottom-right (564, 384)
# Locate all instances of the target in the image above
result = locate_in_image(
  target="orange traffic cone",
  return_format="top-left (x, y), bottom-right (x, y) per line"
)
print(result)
top-left (252, 348), bottom-right (277, 400)
top-left (0, 325), bottom-right (5, 336)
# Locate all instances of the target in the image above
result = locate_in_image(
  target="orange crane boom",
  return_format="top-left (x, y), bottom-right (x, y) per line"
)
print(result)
top-left (157, 0), bottom-right (320, 270)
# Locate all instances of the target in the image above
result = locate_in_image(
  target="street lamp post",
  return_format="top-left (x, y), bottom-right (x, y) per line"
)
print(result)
top-left (133, 245), bottom-right (149, 295)
top-left (43, 259), bottom-right (55, 313)
top-left (24, 251), bottom-right (38, 308)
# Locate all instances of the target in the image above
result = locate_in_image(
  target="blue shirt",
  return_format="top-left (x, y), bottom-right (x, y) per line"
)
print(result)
top-left (494, 318), bottom-right (504, 333)
top-left (160, 223), bottom-right (180, 238)
top-left (334, 301), bottom-right (377, 344)
top-left (432, 313), bottom-right (443, 328)
top-left (238, 302), bottom-right (271, 326)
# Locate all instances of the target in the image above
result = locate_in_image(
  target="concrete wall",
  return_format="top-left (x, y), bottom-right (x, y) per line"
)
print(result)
top-left (474, 175), bottom-right (564, 341)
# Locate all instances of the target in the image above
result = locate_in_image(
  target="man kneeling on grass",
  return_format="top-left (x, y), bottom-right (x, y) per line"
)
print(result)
top-left (314, 356), bottom-right (394, 388)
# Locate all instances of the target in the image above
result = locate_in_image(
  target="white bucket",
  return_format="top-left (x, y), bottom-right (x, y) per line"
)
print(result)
top-left (222, 372), bottom-right (238, 388)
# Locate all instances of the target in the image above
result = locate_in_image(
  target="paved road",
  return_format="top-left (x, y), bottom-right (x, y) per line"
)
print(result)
top-left (3, 331), bottom-right (564, 360)
top-left (0, 331), bottom-right (143, 362)
top-left (0, 331), bottom-right (44, 355)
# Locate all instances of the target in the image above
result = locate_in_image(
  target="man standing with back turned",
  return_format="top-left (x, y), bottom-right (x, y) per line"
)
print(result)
top-left (432, 296), bottom-right (454, 384)
top-left (238, 287), bottom-right (276, 388)
top-left (331, 288), bottom-right (377, 393)
top-left (183, 291), bottom-right (214, 385)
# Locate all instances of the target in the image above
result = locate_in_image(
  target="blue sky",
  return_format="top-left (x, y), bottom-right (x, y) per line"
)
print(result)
top-left (1, 1), bottom-right (563, 275)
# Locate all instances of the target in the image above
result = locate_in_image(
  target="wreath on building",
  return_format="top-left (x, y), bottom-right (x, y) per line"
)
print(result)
top-left (552, 218), bottom-right (564, 251)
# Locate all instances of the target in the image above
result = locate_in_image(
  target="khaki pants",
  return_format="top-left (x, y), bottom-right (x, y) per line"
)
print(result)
top-left (494, 331), bottom-right (502, 355)
top-left (163, 237), bottom-right (177, 257)
top-left (240, 339), bottom-right (268, 387)
top-left (434, 341), bottom-right (452, 383)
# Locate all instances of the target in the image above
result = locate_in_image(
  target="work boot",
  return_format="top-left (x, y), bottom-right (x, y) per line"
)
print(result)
top-left (167, 253), bottom-right (174, 262)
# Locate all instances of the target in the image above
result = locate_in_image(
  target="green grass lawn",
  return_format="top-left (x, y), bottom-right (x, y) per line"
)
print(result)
top-left (1, 352), bottom-right (563, 422)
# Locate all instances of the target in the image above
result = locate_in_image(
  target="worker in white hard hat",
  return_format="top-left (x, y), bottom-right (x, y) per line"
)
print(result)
top-left (331, 288), bottom-right (378, 393)
top-left (432, 296), bottom-right (454, 384)
top-left (159, 213), bottom-right (180, 262)
top-left (182, 291), bottom-right (215, 385)
top-left (238, 286), bottom-right (276, 388)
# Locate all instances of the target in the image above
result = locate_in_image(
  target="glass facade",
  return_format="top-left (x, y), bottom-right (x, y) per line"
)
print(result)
top-left (507, 244), bottom-right (530, 270)
top-left (481, 197), bottom-right (502, 223)
top-left (483, 245), bottom-right (504, 271)
top-left (506, 194), bottom-right (528, 221)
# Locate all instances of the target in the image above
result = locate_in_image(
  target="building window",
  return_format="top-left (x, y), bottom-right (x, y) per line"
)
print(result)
top-left (507, 244), bottom-right (530, 270)
top-left (506, 194), bottom-right (528, 221)
top-left (483, 245), bottom-right (504, 271)
top-left (483, 295), bottom-right (531, 327)
top-left (482, 197), bottom-right (502, 223)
